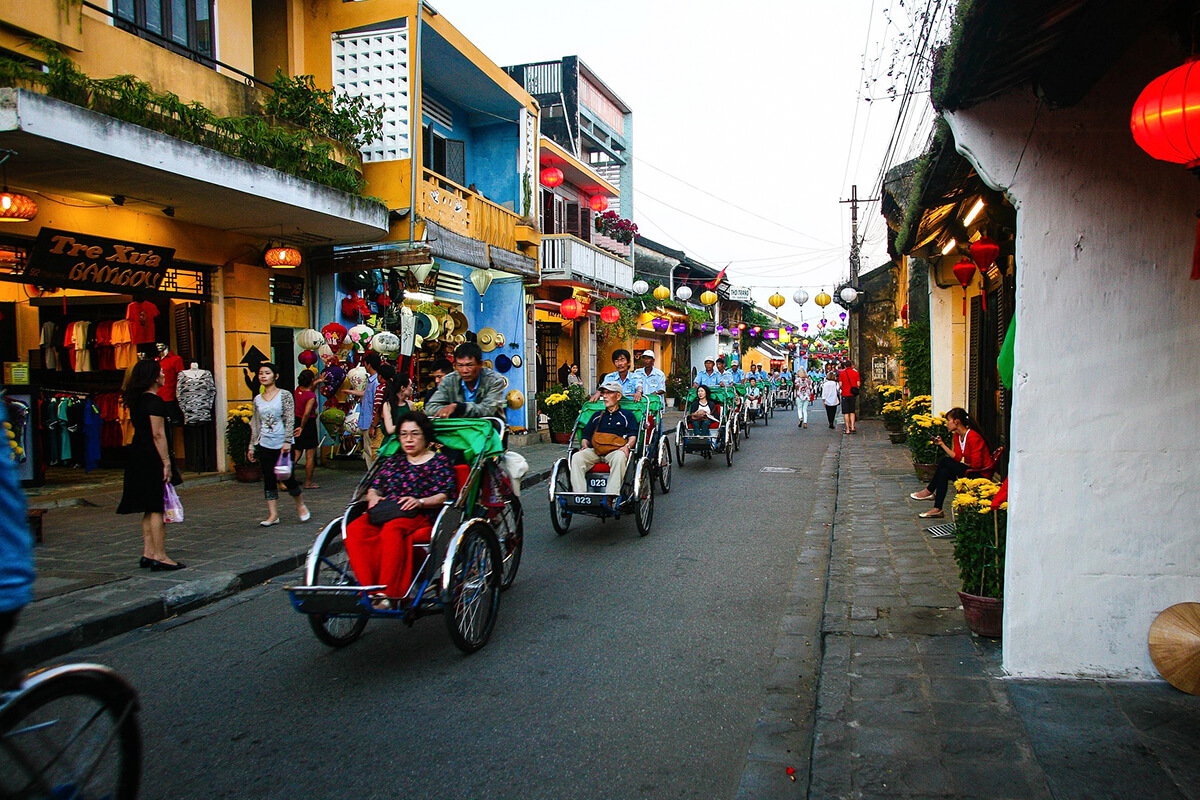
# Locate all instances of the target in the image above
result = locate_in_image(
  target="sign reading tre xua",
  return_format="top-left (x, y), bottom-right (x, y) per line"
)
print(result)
top-left (27, 228), bottom-right (176, 294)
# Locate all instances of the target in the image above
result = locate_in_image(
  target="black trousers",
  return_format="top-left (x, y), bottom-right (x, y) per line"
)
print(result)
top-left (825, 404), bottom-right (838, 426)
top-left (256, 446), bottom-right (303, 501)
top-left (928, 456), bottom-right (970, 508)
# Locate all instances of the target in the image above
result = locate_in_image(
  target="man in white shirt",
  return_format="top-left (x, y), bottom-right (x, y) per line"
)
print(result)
top-left (635, 350), bottom-right (667, 397)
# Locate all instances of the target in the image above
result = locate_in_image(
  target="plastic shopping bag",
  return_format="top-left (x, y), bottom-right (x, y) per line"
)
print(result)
top-left (164, 483), bottom-right (184, 523)
top-left (274, 451), bottom-right (293, 480)
top-left (500, 450), bottom-right (529, 498)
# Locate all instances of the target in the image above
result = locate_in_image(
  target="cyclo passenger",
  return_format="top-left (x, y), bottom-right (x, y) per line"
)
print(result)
top-left (570, 381), bottom-right (639, 495)
top-left (746, 378), bottom-right (762, 415)
top-left (426, 342), bottom-right (507, 419)
top-left (687, 385), bottom-right (721, 435)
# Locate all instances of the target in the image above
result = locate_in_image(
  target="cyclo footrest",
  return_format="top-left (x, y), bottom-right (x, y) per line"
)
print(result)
top-left (560, 492), bottom-right (619, 513)
top-left (286, 585), bottom-right (382, 615)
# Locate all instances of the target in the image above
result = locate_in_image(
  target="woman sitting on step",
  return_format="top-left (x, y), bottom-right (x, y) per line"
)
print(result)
top-left (909, 407), bottom-right (990, 519)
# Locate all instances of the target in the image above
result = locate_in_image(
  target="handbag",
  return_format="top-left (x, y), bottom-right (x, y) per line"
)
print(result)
top-left (274, 451), bottom-right (293, 480)
top-left (591, 431), bottom-right (628, 456)
top-left (163, 483), bottom-right (184, 523)
top-left (367, 500), bottom-right (422, 526)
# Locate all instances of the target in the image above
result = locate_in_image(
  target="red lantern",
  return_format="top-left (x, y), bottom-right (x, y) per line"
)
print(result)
top-left (1131, 59), bottom-right (1200, 279)
top-left (969, 237), bottom-right (1000, 310)
top-left (589, 195), bottom-right (609, 212)
top-left (600, 304), bottom-right (620, 324)
top-left (953, 258), bottom-right (977, 316)
top-left (265, 246), bottom-right (302, 268)
top-left (901, 303), bottom-right (909, 323)
top-left (560, 297), bottom-right (581, 320)
top-left (540, 167), bottom-right (564, 188)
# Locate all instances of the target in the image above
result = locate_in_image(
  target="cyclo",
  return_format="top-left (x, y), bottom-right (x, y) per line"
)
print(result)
top-left (674, 386), bottom-right (736, 467)
top-left (547, 395), bottom-right (667, 537)
top-left (745, 381), bottom-right (769, 427)
top-left (774, 378), bottom-right (795, 411)
top-left (286, 417), bottom-right (522, 654)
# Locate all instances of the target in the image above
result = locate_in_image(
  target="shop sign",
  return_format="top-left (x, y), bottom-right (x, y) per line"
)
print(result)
top-left (272, 275), bottom-right (306, 307)
top-left (726, 286), bottom-right (752, 302)
top-left (3, 362), bottom-right (29, 385)
top-left (26, 228), bottom-right (175, 294)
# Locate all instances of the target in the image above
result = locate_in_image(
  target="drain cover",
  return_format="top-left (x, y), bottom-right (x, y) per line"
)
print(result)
top-left (760, 467), bottom-right (797, 473)
top-left (925, 523), bottom-right (955, 538)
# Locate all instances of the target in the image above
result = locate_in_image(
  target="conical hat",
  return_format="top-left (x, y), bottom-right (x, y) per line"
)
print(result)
top-left (1149, 602), bottom-right (1200, 695)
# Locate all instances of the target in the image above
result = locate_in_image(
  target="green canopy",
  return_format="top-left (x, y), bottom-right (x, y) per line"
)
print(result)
top-left (997, 317), bottom-right (1015, 390)
top-left (573, 396), bottom-right (660, 429)
top-left (733, 384), bottom-right (748, 397)
top-left (432, 418), bottom-right (504, 462)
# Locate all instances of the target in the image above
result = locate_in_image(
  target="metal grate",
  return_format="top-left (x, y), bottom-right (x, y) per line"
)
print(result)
top-left (332, 24), bottom-right (410, 163)
top-left (925, 523), bottom-right (955, 539)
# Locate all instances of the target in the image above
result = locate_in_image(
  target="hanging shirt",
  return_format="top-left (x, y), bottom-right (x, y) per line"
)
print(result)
top-left (40, 321), bottom-right (59, 370)
top-left (126, 301), bottom-right (159, 345)
top-left (177, 369), bottom-right (217, 425)
top-left (110, 320), bottom-right (135, 370)
top-left (157, 353), bottom-right (185, 402)
top-left (72, 321), bottom-right (92, 372)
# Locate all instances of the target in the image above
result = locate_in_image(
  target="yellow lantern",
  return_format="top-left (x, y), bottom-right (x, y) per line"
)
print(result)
top-left (780, 332), bottom-right (791, 344)
top-left (815, 291), bottom-right (832, 308)
top-left (699, 290), bottom-right (718, 306)
top-left (769, 292), bottom-right (786, 310)
top-left (653, 285), bottom-right (671, 301)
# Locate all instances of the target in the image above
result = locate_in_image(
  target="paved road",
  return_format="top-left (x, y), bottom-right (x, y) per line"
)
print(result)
top-left (67, 407), bottom-right (835, 799)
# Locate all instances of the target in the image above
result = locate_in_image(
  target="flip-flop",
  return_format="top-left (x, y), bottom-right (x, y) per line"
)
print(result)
top-left (918, 510), bottom-right (944, 519)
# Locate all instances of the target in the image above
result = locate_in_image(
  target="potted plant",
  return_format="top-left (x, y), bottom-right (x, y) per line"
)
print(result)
top-left (882, 399), bottom-right (907, 442)
top-left (226, 404), bottom-right (258, 482)
top-left (536, 383), bottom-right (585, 443)
top-left (951, 478), bottom-right (1007, 637)
top-left (906, 410), bottom-right (948, 481)
top-left (667, 371), bottom-right (692, 410)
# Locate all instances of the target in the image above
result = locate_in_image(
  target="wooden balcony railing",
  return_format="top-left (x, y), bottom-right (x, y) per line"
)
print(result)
top-left (420, 168), bottom-right (521, 252)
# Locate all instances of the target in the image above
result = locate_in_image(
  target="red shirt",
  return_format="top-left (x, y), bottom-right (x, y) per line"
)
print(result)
top-left (157, 353), bottom-right (185, 402)
top-left (838, 368), bottom-right (860, 396)
top-left (953, 429), bottom-right (990, 470)
top-left (126, 301), bottom-right (159, 344)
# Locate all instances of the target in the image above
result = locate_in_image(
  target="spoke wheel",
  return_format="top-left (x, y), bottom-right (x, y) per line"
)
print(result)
top-left (496, 496), bottom-right (523, 591)
top-left (444, 523), bottom-right (501, 653)
top-left (635, 468), bottom-right (654, 537)
top-left (675, 423), bottom-right (685, 467)
top-left (308, 529), bottom-right (369, 647)
top-left (0, 669), bottom-right (142, 800)
top-left (549, 464), bottom-right (572, 536)
top-left (657, 437), bottom-right (673, 493)
top-left (726, 439), bottom-right (734, 466)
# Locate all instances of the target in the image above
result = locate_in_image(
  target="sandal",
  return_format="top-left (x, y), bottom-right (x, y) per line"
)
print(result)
top-left (919, 510), bottom-right (945, 519)
top-left (370, 595), bottom-right (394, 611)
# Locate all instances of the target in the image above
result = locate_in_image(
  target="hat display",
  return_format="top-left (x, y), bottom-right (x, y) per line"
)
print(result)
top-left (483, 359), bottom-right (494, 369)
top-left (440, 314), bottom-right (456, 336)
top-left (641, 350), bottom-right (656, 359)
top-left (599, 379), bottom-right (624, 393)
top-left (511, 355), bottom-right (522, 369)
top-left (494, 353), bottom-right (512, 373)
top-left (1149, 602), bottom-right (1200, 695)
top-left (506, 389), bottom-right (525, 410)
top-left (450, 309), bottom-right (469, 334)
top-left (478, 327), bottom-right (500, 352)
top-left (494, 332), bottom-right (506, 347)
top-left (414, 313), bottom-right (433, 339)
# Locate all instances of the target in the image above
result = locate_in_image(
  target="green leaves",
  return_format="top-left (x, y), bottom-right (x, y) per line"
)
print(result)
top-left (894, 319), bottom-right (931, 395)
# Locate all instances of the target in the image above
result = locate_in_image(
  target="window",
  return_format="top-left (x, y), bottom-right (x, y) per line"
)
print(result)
top-left (116, 0), bottom-right (215, 60)
top-left (422, 126), bottom-right (466, 186)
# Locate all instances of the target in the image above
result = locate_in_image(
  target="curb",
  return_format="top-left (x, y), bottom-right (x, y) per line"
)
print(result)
top-left (13, 470), bottom-right (553, 669)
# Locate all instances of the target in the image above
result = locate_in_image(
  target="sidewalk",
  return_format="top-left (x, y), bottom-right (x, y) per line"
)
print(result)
top-left (806, 422), bottom-right (1199, 799)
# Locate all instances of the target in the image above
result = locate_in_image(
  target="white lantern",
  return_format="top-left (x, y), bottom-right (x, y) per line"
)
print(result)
top-left (346, 324), bottom-right (374, 351)
top-left (410, 261), bottom-right (435, 285)
top-left (676, 285), bottom-right (693, 302)
top-left (346, 365), bottom-right (368, 392)
top-left (793, 289), bottom-right (809, 306)
top-left (369, 331), bottom-right (400, 356)
top-left (840, 287), bottom-right (859, 304)
top-left (632, 279), bottom-right (649, 295)
top-left (470, 268), bottom-right (493, 297)
top-left (295, 328), bottom-right (324, 351)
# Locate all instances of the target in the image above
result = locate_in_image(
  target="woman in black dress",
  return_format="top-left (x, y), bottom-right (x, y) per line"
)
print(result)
top-left (116, 359), bottom-right (185, 570)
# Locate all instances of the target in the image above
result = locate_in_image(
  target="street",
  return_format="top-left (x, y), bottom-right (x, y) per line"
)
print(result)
top-left (71, 413), bottom-right (830, 800)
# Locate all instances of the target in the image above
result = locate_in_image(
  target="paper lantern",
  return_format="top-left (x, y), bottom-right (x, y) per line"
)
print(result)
top-left (470, 269), bottom-right (493, 297)
top-left (780, 332), bottom-right (791, 343)
top-left (346, 324), bottom-right (374, 351)
top-left (839, 312), bottom-right (847, 321)
top-left (560, 297), bottom-right (582, 320)
top-left (901, 303), bottom-right (909, 322)
top-left (737, 322), bottom-right (747, 330)
top-left (632, 279), bottom-right (649, 295)
top-left (815, 291), bottom-right (832, 308)
top-left (589, 195), bottom-right (609, 212)
top-left (346, 365), bottom-right (368, 392)
top-left (265, 246), bottom-right (301, 268)
top-left (676, 285), bottom-right (693, 301)
top-left (769, 292), bottom-right (786, 309)
top-left (953, 258), bottom-right (977, 316)
top-left (671, 322), bottom-right (687, 334)
top-left (296, 328), bottom-right (324, 351)
top-left (298, 350), bottom-right (318, 366)
top-left (409, 261), bottom-right (435, 285)
top-left (801, 323), bottom-right (809, 332)
top-left (540, 167), bottom-right (564, 188)
top-left (700, 290), bottom-right (718, 306)
top-left (969, 237), bottom-right (1000, 309)
top-left (652, 317), bottom-right (669, 332)
top-left (839, 287), bottom-right (858, 304)
top-left (653, 285), bottom-right (670, 301)
top-left (600, 304), bottom-right (620, 324)
top-left (0, 190), bottom-right (36, 223)
top-left (793, 289), bottom-right (809, 306)
top-left (370, 331), bottom-right (400, 355)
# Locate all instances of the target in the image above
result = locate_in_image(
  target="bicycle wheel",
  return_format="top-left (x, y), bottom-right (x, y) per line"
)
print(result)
top-left (656, 436), bottom-right (672, 494)
top-left (308, 528), bottom-right (369, 647)
top-left (444, 522), bottom-right (502, 653)
top-left (496, 495), bottom-right (523, 591)
top-left (0, 665), bottom-right (142, 800)
top-left (549, 461), bottom-right (572, 536)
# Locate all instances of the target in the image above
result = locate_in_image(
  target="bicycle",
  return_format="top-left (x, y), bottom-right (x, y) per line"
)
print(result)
top-left (0, 662), bottom-right (142, 799)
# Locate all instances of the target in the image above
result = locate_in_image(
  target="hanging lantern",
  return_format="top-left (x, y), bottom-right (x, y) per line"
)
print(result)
top-left (470, 269), bottom-right (493, 310)
top-left (818, 319), bottom-right (827, 328)
top-left (600, 304), bottom-right (620, 324)
top-left (653, 285), bottom-right (671, 301)
top-left (901, 303), bottom-right (909, 322)
top-left (265, 246), bottom-right (302, 268)
top-left (0, 190), bottom-right (37, 223)
top-left (409, 261), bottom-right (435, 285)
top-left (839, 312), bottom-right (847, 321)
top-left (793, 289), bottom-right (809, 306)
top-left (716, 325), bottom-right (725, 333)
top-left (540, 167), bottom-right (564, 188)
top-left (969, 237), bottom-right (1000, 310)
top-left (676, 285), bottom-right (693, 302)
top-left (737, 322), bottom-right (747, 331)
top-left (769, 292), bottom-right (786, 310)
top-left (652, 317), bottom-right (670, 332)
top-left (839, 287), bottom-right (858, 304)
top-left (952, 258), bottom-right (977, 316)
top-left (699, 290), bottom-right (718, 306)
top-left (632, 279), bottom-right (649, 295)
top-left (671, 322), bottom-right (687, 334)
top-left (589, 194), bottom-right (609, 212)
top-left (560, 297), bottom-right (581, 320)
top-left (780, 332), bottom-right (791, 344)
top-left (801, 323), bottom-right (809, 332)
top-left (815, 291), bottom-right (832, 308)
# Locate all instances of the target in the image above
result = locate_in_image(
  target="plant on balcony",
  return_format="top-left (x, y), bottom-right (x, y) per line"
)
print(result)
top-left (264, 70), bottom-right (383, 151)
top-left (595, 211), bottom-right (638, 244)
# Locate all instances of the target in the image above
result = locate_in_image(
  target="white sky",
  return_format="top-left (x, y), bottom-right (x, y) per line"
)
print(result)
top-left (429, 0), bottom-right (948, 328)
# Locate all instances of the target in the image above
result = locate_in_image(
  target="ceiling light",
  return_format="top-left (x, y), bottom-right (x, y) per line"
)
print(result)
top-left (962, 199), bottom-right (985, 226)
top-left (940, 238), bottom-right (957, 255)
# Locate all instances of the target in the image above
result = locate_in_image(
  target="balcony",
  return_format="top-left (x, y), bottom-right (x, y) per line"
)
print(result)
top-left (540, 234), bottom-right (634, 293)
top-left (421, 169), bottom-right (526, 253)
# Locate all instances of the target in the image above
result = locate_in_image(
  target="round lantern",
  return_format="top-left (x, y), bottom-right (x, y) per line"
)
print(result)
top-left (901, 303), bottom-right (909, 322)
top-left (632, 279), bottom-right (649, 295)
top-left (265, 246), bottom-right (302, 268)
top-left (801, 323), bottom-right (809, 332)
top-left (716, 325), bottom-right (725, 333)
top-left (839, 312), bottom-right (847, 321)
top-left (818, 319), bottom-right (827, 328)
top-left (769, 292), bottom-right (786, 310)
top-left (676, 285), bottom-right (693, 302)
top-left (653, 285), bottom-right (671, 301)
top-left (589, 195), bottom-right (609, 212)
top-left (295, 328), bottom-right (324, 351)
top-left (780, 332), bottom-right (791, 344)
top-left (652, 317), bottom-right (669, 332)
top-left (560, 297), bottom-right (582, 320)
top-left (952, 258), bottom-right (978, 316)
top-left (737, 322), bottom-right (747, 331)
top-left (793, 289), bottom-right (809, 306)
top-left (700, 290), bottom-right (718, 306)
top-left (839, 287), bottom-right (858, 304)
top-left (0, 191), bottom-right (37, 222)
top-left (815, 291), bottom-right (832, 308)
top-left (298, 350), bottom-right (318, 367)
top-left (539, 167), bottom-right (564, 188)
top-left (347, 324), bottom-right (374, 351)
top-left (671, 322), bottom-right (687, 334)
top-left (370, 331), bottom-right (400, 356)
top-left (600, 304), bottom-right (620, 324)
top-left (346, 365), bottom-right (368, 392)
top-left (969, 237), bottom-right (1000, 309)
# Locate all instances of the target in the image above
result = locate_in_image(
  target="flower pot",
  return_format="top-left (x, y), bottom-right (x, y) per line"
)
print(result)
top-left (234, 463), bottom-right (260, 483)
top-left (550, 432), bottom-right (572, 444)
top-left (914, 462), bottom-right (937, 482)
top-left (885, 419), bottom-right (903, 433)
top-left (889, 431), bottom-right (907, 444)
top-left (958, 591), bottom-right (1003, 638)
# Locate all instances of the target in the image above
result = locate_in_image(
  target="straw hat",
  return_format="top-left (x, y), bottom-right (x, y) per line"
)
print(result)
top-left (477, 327), bottom-right (500, 352)
top-left (1149, 602), bottom-right (1200, 695)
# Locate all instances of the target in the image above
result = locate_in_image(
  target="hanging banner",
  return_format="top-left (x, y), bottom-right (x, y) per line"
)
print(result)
top-left (26, 228), bottom-right (175, 294)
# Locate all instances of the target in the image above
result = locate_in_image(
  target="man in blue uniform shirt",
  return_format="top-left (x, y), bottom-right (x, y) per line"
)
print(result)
top-left (694, 357), bottom-right (720, 387)
top-left (730, 363), bottom-right (745, 384)
top-left (635, 350), bottom-right (667, 397)
top-left (715, 357), bottom-right (735, 386)
top-left (571, 381), bottom-right (640, 495)
top-left (594, 349), bottom-right (642, 401)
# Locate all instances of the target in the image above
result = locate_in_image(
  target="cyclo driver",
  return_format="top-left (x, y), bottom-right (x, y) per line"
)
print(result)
top-left (426, 342), bottom-right (507, 419)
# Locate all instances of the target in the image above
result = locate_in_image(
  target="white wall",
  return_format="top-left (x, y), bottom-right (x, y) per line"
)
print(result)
top-left (945, 31), bottom-right (1200, 678)
top-left (927, 275), bottom-right (965, 413)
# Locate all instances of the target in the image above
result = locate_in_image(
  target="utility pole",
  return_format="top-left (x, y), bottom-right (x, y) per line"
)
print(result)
top-left (840, 184), bottom-right (862, 368)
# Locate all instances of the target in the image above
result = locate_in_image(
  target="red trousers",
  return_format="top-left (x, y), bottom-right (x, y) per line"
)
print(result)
top-left (344, 514), bottom-right (433, 599)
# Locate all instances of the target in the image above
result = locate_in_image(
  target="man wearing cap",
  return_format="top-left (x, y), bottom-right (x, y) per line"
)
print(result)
top-left (729, 362), bottom-right (745, 385)
top-left (694, 357), bottom-right (720, 387)
top-left (570, 381), bottom-right (640, 495)
top-left (715, 357), bottom-right (735, 386)
top-left (426, 342), bottom-right (507, 419)
top-left (593, 349), bottom-right (642, 401)
top-left (635, 350), bottom-right (667, 398)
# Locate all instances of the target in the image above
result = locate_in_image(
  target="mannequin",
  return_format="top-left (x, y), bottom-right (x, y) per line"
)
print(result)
top-left (156, 343), bottom-right (186, 426)
top-left (177, 362), bottom-right (216, 425)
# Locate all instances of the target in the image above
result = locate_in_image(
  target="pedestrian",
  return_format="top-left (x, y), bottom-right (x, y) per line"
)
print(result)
top-left (567, 363), bottom-right (584, 387)
top-left (838, 359), bottom-right (861, 434)
top-left (116, 359), bottom-right (185, 570)
top-left (795, 368), bottom-right (813, 428)
top-left (248, 362), bottom-right (310, 527)
top-left (821, 369), bottom-right (841, 429)
top-left (909, 407), bottom-right (991, 519)
top-left (1, 397), bottom-right (37, 688)
top-left (293, 369), bottom-right (321, 489)
top-left (348, 353), bottom-right (383, 468)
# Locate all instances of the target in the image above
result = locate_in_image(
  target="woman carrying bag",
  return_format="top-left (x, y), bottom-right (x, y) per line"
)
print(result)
top-left (248, 362), bottom-right (309, 527)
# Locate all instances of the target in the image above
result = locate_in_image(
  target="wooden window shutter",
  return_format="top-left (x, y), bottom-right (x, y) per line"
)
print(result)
top-left (968, 295), bottom-right (982, 419)
top-left (566, 202), bottom-right (581, 238)
top-left (446, 139), bottom-right (466, 186)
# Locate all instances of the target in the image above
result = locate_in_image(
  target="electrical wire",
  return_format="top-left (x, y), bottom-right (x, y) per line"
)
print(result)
top-left (636, 190), bottom-right (828, 250)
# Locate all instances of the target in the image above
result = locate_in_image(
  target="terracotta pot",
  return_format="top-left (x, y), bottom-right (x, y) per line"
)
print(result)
top-left (914, 462), bottom-right (937, 482)
top-left (234, 463), bottom-right (261, 483)
top-left (889, 431), bottom-right (907, 444)
top-left (550, 431), bottom-right (572, 444)
top-left (885, 419), bottom-right (903, 433)
top-left (958, 591), bottom-right (1003, 638)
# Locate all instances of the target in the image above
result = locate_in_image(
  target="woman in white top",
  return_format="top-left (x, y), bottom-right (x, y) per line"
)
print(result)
top-left (821, 370), bottom-right (841, 430)
top-left (248, 363), bottom-right (310, 527)
top-left (566, 364), bottom-right (584, 387)
top-left (795, 369), bottom-right (813, 429)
